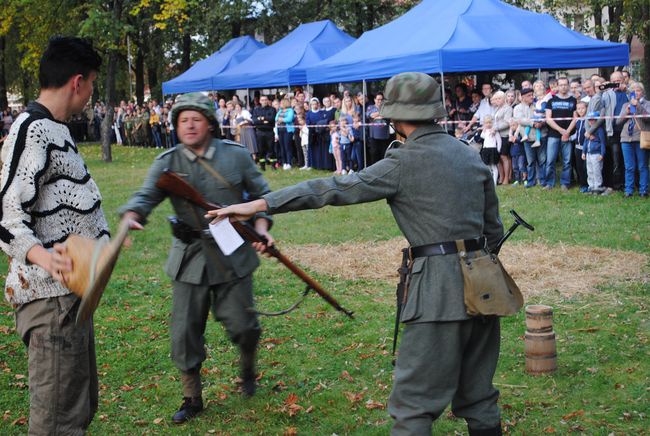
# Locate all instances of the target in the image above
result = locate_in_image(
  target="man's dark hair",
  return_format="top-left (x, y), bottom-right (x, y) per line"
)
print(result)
top-left (375, 92), bottom-right (384, 98)
top-left (39, 36), bottom-right (102, 89)
top-left (455, 83), bottom-right (468, 94)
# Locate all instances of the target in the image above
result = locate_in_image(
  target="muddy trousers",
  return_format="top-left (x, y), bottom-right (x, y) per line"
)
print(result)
top-left (15, 293), bottom-right (98, 436)
top-left (388, 317), bottom-right (501, 435)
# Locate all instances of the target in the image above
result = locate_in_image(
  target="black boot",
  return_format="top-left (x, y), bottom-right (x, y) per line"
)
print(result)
top-left (239, 329), bottom-right (261, 397)
top-left (172, 396), bottom-right (203, 424)
top-left (259, 159), bottom-right (266, 171)
top-left (468, 424), bottom-right (502, 436)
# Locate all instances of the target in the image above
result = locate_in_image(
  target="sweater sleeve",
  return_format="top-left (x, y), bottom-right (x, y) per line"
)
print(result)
top-left (0, 118), bottom-right (47, 263)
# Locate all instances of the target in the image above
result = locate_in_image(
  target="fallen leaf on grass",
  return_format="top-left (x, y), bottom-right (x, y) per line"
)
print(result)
top-left (305, 406), bottom-right (314, 413)
top-left (120, 384), bottom-right (135, 392)
top-left (153, 417), bottom-right (163, 424)
top-left (285, 393), bottom-right (299, 405)
top-left (14, 374), bottom-right (25, 380)
top-left (562, 410), bottom-right (585, 420)
top-left (543, 426), bottom-right (556, 433)
top-left (99, 414), bottom-right (108, 421)
top-left (272, 381), bottom-right (287, 392)
top-left (261, 337), bottom-right (288, 345)
top-left (365, 399), bottom-right (385, 410)
top-left (287, 404), bottom-right (303, 417)
top-left (340, 370), bottom-right (354, 382)
top-left (3, 410), bottom-right (11, 421)
top-left (344, 391), bottom-right (364, 403)
top-left (586, 367), bottom-right (598, 374)
top-left (284, 427), bottom-right (298, 436)
top-left (614, 383), bottom-right (625, 389)
top-left (11, 416), bottom-right (27, 426)
top-left (218, 392), bottom-right (228, 400)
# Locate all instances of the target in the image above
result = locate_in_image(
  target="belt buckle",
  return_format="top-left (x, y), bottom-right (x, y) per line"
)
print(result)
top-left (438, 243), bottom-right (446, 255)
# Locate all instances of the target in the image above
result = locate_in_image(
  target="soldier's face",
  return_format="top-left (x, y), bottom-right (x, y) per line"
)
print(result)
top-left (177, 110), bottom-right (213, 150)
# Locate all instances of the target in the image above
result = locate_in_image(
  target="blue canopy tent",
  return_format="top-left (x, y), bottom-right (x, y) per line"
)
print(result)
top-left (212, 20), bottom-right (355, 90)
top-left (305, 0), bottom-right (630, 84)
top-left (162, 36), bottom-right (266, 95)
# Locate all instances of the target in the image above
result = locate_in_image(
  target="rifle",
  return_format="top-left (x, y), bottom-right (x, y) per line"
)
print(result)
top-left (155, 168), bottom-right (354, 319)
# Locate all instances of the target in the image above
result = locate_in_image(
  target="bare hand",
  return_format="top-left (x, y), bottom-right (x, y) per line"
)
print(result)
top-left (121, 211), bottom-right (144, 231)
top-left (581, 154), bottom-right (586, 161)
top-left (50, 243), bottom-right (72, 284)
top-left (252, 226), bottom-right (274, 257)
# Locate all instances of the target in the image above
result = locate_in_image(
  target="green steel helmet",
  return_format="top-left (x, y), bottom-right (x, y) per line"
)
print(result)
top-left (171, 92), bottom-right (217, 128)
top-left (379, 72), bottom-right (447, 121)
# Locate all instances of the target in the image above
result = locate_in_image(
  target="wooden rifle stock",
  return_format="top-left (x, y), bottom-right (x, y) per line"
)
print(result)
top-left (155, 169), bottom-right (354, 318)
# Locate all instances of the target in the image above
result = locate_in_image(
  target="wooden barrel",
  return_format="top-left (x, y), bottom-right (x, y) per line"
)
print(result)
top-left (525, 331), bottom-right (557, 374)
top-left (525, 304), bottom-right (553, 333)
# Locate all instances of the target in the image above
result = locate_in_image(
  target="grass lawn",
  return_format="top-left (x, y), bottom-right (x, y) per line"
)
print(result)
top-left (0, 144), bottom-right (648, 435)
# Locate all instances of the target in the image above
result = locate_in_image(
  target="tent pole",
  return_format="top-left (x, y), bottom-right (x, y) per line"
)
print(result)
top-left (362, 79), bottom-right (367, 168)
top-left (440, 71), bottom-right (447, 130)
top-left (246, 88), bottom-right (250, 110)
top-left (538, 68), bottom-right (542, 81)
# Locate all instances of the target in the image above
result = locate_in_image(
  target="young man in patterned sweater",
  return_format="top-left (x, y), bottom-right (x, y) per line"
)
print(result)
top-left (0, 37), bottom-right (107, 434)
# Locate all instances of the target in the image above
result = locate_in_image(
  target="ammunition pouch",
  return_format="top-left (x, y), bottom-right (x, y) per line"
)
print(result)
top-left (455, 240), bottom-right (523, 316)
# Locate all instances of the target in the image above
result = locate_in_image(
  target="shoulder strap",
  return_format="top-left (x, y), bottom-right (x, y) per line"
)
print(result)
top-left (196, 157), bottom-right (240, 197)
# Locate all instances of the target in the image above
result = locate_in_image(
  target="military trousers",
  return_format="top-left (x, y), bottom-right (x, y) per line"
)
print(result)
top-left (171, 274), bottom-right (260, 372)
top-left (15, 293), bottom-right (98, 436)
top-left (388, 317), bottom-right (501, 435)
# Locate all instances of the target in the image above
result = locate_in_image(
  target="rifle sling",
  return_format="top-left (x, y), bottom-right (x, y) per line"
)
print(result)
top-left (196, 157), bottom-right (242, 198)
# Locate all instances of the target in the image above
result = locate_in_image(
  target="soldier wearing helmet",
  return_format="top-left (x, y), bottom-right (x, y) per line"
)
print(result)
top-left (209, 73), bottom-right (505, 435)
top-left (119, 92), bottom-right (274, 423)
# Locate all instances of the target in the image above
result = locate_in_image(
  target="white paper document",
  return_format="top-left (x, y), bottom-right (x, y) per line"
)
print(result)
top-left (209, 219), bottom-right (245, 256)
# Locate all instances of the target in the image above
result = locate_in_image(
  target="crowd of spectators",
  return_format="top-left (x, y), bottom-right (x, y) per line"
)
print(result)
top-left (2, 69), bottom-right (647, 197)
top-left (445, 71), bottom-right (649, 197)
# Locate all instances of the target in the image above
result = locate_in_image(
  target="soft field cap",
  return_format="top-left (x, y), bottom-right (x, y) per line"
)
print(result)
top-left (380, 72), bottom-right (447, 121)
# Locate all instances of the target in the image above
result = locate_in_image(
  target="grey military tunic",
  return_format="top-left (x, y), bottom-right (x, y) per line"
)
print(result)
top-left (262, 124), bottom-right (504, 433)
top-left (120, 138), bottom-right (272, 371)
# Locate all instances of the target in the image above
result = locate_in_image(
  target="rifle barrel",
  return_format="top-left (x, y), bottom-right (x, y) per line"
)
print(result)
top-left (155, 169), bottom-right (353, 318)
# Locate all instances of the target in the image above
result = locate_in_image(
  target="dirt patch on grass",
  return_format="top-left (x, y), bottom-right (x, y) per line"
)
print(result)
top-left (283, 239), bottom-right (648, 297)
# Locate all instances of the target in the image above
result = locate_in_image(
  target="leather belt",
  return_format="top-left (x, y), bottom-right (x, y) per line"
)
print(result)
top-left (409, 237), bottom-right (486, 258)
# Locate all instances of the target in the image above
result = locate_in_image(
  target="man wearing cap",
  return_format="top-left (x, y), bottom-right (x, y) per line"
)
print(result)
top-left (208, 72), bottom-right (505, 435)
top-left (0, 37), bottom-right (107, 435)
top-left (119, 92), bottom-right (273, 423)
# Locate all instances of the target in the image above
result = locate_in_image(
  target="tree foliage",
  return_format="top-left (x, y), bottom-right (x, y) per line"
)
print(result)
top-left (0, 0), bottom-right (647, 109)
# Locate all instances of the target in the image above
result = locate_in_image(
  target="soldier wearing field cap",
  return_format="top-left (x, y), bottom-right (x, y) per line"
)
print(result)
top-left (208, 72), bottom-right (505, 435)
top-left (119, 92), bottom-right (273, 423)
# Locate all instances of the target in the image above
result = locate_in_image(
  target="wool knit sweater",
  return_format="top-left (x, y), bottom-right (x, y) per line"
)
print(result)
top-left (0, 102), bottom-right (109, 306)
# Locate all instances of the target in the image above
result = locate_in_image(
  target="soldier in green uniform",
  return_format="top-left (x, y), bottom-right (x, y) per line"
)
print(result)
top-left (208, 73), bottom-right (505, 435)
top-left (119, 93), bottom-right (273, 423)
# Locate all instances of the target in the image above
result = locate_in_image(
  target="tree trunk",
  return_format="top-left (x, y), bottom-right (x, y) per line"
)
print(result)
top-left (146, 31), bottom-right (160, 100)
top-left (641, 40), bottom-right (650, 92)
top-left (0, 36), bottom-right (7, 110)
top-left (102, 49), bottom-right (118, 162)
top-left (592, 1), bottom-right (603, 40)
top-left (101, 107), bottom-right (114, 162)
top-left (100, 0), bottom-right (122, 163)
top-left (231, 20), bottom-right (241, 38)
top-left (135, 40), bottom-right (145, 105)
top-left (181, 32), bottom-right (192, 72)
top-left (354, 2), bottom-right (364, 37)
